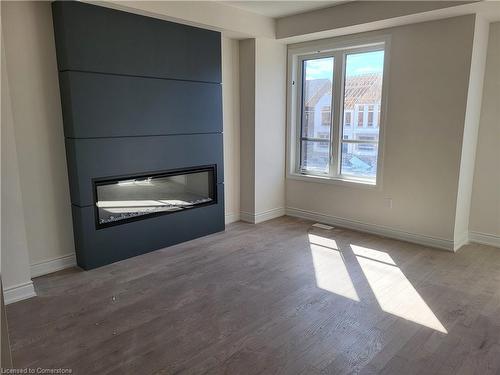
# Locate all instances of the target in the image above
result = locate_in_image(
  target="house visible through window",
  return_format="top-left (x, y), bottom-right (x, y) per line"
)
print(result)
top-left (356, 135), bottom-right (376, 152)
top-left (367, 105), bottom-right (374, 127)
top-left (357, 106), bottom-right (365, 127)
top-left (321, 106), bottom-right (331, 128)
top-left (303, 106), bottom-right (315, 138)
top-left (342, 135), bottom-right (349, 154)
top-left (344, 112), bottom-right (352, 127)
top-left (292, 42), bottom-right (386, 183)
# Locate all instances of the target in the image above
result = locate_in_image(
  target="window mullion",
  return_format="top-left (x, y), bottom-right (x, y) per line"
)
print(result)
top-left (301, 138), bottom-right (331, 142)
top-left (330, 51), bottom-right (344, 177)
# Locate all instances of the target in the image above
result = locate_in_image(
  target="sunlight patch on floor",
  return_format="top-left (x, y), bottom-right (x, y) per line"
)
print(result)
top-left (353, 245), bottom-right (447, 333)
top-left (351, 245), bottom-right (396, 265)
top-left (308, 233), bottom-right (338, 250)
top-left (307, 232), bottom-right (447, 333)
top-left (309, 234), bottom-right (360, 301)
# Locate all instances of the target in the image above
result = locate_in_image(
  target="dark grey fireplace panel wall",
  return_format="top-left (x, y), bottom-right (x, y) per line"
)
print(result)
top-left (72, 187), bottom-right (225, 270)
top-left (53, 1), bottom-right (224, 270)
top-left (52, 2), bottom-right (221, 82)
top-left (59, 71), bottom-right (222, 138)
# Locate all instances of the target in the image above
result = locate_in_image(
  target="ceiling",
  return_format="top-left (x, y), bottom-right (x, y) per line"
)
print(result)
top-left (222, 1), bottom-right (348, 18)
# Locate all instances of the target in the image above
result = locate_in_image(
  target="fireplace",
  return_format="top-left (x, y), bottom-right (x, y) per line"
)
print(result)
top-left (53, 1), bottom-right (224, 269)
top-left (94, 165), bottom-right (217, 228)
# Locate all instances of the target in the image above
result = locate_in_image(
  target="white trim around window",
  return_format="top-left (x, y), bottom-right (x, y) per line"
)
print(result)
top-left (286, 35), bottom-right (391, 188)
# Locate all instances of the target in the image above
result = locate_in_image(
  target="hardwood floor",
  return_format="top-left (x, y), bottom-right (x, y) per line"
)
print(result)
top-left (6, 217), bottom-right (500, 374)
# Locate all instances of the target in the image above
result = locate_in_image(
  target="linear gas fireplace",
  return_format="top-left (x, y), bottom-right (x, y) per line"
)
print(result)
top-left (94, 165), bottom-right (217, 228)
top-left (54, 1), bottom-right (224, 269)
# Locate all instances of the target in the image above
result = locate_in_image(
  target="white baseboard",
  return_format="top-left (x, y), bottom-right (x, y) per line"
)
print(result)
top-left (286, 206), bottom-right (455, 251)
top-left (239, 211), bottom-right (254, 223)
top-left (454, 232), bottom-right (469, 251)
top-left (469, 231), bottom-right (500, 248)
top-left (30, 253), bottom-right (77, 278)
top-left (240, 207), bottom-right (286, 224)
top-left (225, 212), bottom-right (240, 224)
top-left (3, 281), bottom-right (36, 305)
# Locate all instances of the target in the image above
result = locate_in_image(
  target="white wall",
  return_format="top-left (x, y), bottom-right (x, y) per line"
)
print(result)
top-left (276, 1), bottom-right (467, 40)
top-left (286, 16), bottom-right (476, 248)
top-left (2, 1), bottom-right (75, 268)
top-left (254, 38), bottom-right (286, 217)
top-left (239, 38), bottom-right (287, 223)
top-left (1, 37), bottom-right (35, 303)
top-left (454, 16), bottom-right (490, 248)
top-left (222, 37), bottom-right (241, 224)
top-left (239, 39), bottom-right (257, 218)
top-left (469, 21), bottom-right (500, 244)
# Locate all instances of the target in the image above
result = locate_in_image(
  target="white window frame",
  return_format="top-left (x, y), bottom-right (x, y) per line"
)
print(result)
top-left (286, 35), bottom-right (391, 188)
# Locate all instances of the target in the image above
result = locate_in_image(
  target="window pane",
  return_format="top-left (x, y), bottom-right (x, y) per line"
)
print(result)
top-left (341, 50), bottom-right (384, 180)
top-left (301, 57), bottom-right (334, 139)
top-left (341, 143), bottom-right (378, 179)
top-left (301, 140), bottom-right (330, 174)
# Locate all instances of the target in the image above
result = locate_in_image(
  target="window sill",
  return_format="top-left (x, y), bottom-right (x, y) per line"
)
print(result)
top-left (287, 172), bottom-right (379, 189)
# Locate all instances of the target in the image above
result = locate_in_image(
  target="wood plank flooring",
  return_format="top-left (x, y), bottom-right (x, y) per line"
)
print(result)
top-left (6, 217), bottom-right (500, 374)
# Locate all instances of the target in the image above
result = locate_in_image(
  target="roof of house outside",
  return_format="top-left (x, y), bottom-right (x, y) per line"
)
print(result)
top-left (304, 73), bottom-right (382, 109)
top-left (303, 78), bottom-right (331, 109)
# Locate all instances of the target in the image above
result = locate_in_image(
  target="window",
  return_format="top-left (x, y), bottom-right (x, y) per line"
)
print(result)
top-left (344, 112), bottom-right (352, 127)
top-left (367, 105), bottom-right (374, 127)
top-left (357, 105), bottom-right (365, 127)
top-left (340, 51), bottom-right (384, 180)
top-left (290, 40), bottom-right (387, 184)
top-left (298, 57), bottom-right (334, 174)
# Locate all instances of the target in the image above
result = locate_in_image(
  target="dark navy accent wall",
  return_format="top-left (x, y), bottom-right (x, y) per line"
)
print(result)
top-left (52, 1), bottom-right (225, 270)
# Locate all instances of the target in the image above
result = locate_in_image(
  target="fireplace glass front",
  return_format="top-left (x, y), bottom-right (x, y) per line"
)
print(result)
top-left (94, 166), bottom-right (216, 228)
